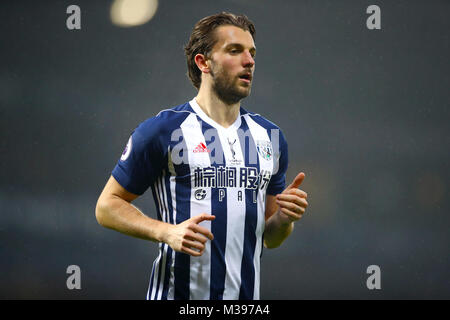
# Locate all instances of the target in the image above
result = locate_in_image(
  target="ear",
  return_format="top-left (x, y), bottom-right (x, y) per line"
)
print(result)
top-left (194, 53), bottom-right (210, 74)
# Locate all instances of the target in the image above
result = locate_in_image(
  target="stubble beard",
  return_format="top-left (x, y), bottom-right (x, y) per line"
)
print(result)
top-left (210, 64), bottom-right (252, 105)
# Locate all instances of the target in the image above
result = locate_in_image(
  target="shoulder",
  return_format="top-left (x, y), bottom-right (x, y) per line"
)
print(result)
top-left (241, 107), bottom-right (288, 161)
top-left (155, 102), bottom-right (196, 122)
top-left (241, 107), bottom-right (283, 131)
top-left (134, 102), bottom-right (195, 140)
top-left (241, 107), bottom-right (286, 142)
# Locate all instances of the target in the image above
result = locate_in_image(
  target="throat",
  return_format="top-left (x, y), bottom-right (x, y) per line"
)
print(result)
top-left (195, 96), bottom-right (240, 129)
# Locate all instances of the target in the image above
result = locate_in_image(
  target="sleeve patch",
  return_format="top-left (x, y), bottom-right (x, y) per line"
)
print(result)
top-left (120, 136), bottom-right (132, 161)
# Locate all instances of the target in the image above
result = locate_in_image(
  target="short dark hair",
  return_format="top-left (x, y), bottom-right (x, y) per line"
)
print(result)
top-left (184, 12), bottom-right (256, 90)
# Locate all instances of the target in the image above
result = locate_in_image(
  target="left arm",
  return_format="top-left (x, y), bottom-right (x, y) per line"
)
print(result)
top-left (264, 172), bottom-right (308, 249)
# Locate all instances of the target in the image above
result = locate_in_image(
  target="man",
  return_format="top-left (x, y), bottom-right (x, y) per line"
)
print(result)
top-left (96, 12), bottom-right (309, 300)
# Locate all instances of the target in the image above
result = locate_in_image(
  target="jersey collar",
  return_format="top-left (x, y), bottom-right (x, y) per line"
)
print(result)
top-left (189, 98), bottom-right (242, 132)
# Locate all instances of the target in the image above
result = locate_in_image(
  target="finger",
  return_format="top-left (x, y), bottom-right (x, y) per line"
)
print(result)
top-left (286, 172), bottom-right (305, 190)
top-left (276, 200), bottom-right (306, 214)
top-left (191, 214), bottom-right (216, 224)
top-left (182, 238), bottom-right (205, 252)
top-left (190, 224), bottom-right (214, 241)
top-left (279, 207), bottom-right (302, 221)
top-left (186, 229), bottom-right (209, 243)
top-left (181, 246), bottom-right (203, 257)
top-left (277, 193), bottom-right (304, 203)
top-left (276, 194), bottom-right (308, 208)
top-left (286, 188), bottom-right (308, 198)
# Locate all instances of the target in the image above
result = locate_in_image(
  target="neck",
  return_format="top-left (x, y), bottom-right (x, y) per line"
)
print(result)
top-left (195, 85), bottom-right (240, 128)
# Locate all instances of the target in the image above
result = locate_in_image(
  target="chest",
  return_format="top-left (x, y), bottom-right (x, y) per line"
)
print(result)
top-left (168, 123), bottom-right (276, 192)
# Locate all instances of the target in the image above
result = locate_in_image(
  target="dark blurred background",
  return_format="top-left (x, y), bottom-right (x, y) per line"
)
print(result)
top-left (0, 0), bottom-right (449, 299)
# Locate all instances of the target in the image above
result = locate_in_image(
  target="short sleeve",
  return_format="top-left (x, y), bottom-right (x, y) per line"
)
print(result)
top-left (112, 118), bottom-right (165, 195)
top-left (266, 129), bottom-right (288, 196)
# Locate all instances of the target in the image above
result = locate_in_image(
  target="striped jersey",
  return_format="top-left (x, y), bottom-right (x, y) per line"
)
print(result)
top-left (112, 98), bottom-right (288, 300)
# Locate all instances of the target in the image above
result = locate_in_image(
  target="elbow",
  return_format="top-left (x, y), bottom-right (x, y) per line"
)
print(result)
top-left (95, 198), bottom-right (109, 227)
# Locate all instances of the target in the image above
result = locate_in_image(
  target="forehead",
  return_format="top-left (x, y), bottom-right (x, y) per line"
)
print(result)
top-left (213, 25), bottom-right (255, 49)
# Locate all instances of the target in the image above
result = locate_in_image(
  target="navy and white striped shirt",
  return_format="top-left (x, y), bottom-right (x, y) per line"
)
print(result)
top-left (112, 98), bottom-right (288, 300)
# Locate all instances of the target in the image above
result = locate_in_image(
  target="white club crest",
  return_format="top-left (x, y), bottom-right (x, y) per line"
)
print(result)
top-left (256, 140), bottom-right (272, 161)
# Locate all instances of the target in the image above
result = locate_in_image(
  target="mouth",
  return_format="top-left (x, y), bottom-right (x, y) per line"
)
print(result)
top-left (238, 72), bottom-right (252, 84)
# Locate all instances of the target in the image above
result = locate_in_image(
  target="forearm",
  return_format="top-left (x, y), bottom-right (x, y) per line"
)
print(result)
top-left (263, 211), bottom-right (294, 249)
top-left (95, 195), bottom-right (170, 243)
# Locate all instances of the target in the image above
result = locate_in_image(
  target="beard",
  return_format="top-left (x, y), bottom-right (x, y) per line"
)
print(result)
top-left (209, 63), bottom-right (252, 105)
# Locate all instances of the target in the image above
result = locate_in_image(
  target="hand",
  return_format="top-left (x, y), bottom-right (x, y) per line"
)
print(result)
top-left (165, 213), bottom-right (215, 257)
top-left (276, 172), bottom-right (308, 223)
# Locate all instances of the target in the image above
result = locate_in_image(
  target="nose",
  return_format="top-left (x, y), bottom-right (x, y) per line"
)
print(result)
top-left (242, 50), bottom-right (255, 68)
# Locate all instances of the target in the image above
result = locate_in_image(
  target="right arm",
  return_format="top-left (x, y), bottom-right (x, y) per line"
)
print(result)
top-left (95, 175), bottom-right (215, 257)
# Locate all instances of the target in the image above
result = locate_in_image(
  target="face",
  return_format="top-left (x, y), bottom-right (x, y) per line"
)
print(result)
top-left (207, 25), bottom-right (256, 104)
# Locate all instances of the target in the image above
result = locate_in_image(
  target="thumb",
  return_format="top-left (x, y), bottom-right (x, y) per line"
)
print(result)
top-left (192, 213), bottom-right (216, 224)
top-left (286, 172), bottom-right (305, 190)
